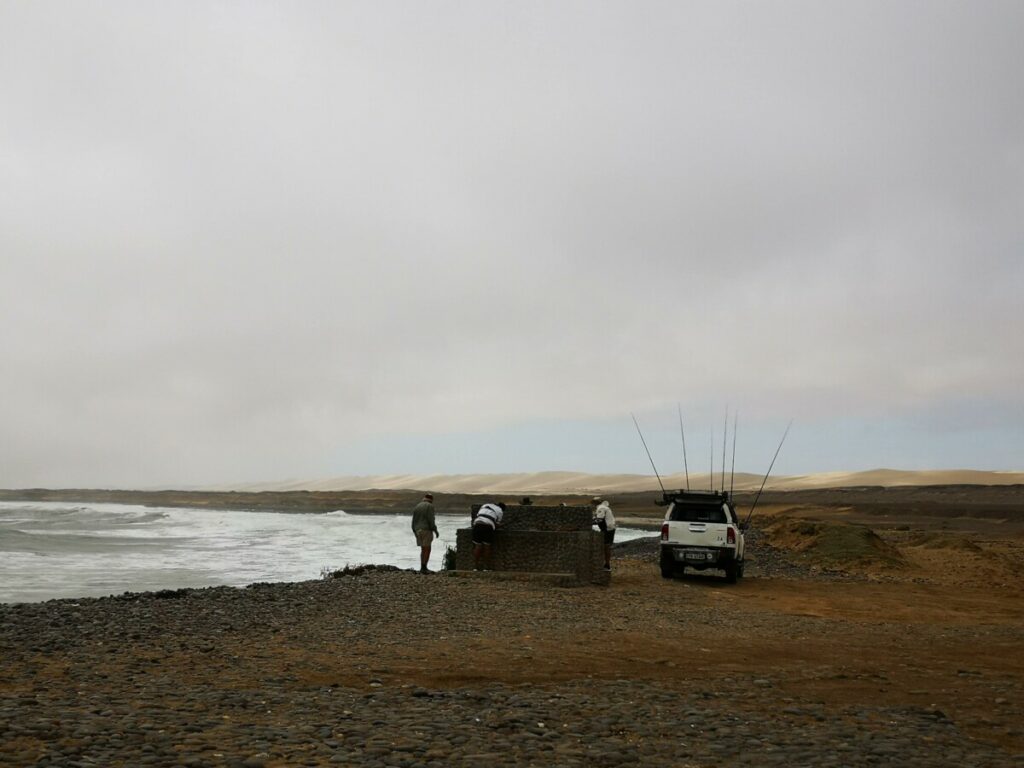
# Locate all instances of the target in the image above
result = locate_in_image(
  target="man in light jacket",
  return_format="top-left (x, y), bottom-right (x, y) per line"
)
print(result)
top-left (591, 496), bottom-right (616, 571)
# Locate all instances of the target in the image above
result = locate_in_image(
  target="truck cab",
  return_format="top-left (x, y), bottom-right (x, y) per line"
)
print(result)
top-left (659, 490), bottom-right (745, 582)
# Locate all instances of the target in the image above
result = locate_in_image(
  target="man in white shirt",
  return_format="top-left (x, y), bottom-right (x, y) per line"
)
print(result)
top-left (591, 496), bottom-right (616, 571)
top-left (472, 502), bottom-right (506, 571)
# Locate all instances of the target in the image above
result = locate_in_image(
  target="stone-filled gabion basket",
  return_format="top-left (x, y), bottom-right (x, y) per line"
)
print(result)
top-left (454, 505), bottom-right (610, 585)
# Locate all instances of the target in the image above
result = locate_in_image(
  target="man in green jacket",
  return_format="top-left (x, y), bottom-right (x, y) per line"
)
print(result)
top-left (411, 493), bottom-right (439, 574)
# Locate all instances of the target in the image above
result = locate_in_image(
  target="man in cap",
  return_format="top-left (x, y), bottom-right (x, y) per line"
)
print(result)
top-left (411, 493), bottom-right (439, 573)
top-left (591, 496), bottom-right (616, 570)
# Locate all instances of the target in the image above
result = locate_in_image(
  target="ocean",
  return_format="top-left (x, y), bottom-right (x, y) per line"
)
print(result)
top-left (0, 501), bottom-right (647, 603)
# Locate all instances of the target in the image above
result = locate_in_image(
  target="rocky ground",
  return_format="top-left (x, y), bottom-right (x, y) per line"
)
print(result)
top-left (2, 499), bottom-right (1024, 767)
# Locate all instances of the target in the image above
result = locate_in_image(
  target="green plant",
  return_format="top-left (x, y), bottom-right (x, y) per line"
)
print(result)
top-left (320, 564), bottom-right (340, 580)
top-left (442, 544), bottom-right (457, 571)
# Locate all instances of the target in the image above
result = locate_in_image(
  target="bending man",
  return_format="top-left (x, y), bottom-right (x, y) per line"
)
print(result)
top-left (472, 502), bottom-right (506, 571)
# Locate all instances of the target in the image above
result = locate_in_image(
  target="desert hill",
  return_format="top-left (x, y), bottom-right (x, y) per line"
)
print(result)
top-left (218, 468), bottom-right (1024, 495)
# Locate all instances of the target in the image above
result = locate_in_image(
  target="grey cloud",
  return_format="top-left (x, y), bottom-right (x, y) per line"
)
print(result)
top-left (1, 1), bottom-right (1022, 486)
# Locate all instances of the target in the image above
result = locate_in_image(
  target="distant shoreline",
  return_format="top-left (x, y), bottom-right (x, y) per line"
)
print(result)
top-left (2, 484), bottom-right (1023, 523)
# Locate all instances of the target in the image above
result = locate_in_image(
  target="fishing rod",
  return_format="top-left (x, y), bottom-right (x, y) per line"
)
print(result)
top-left (743, 419), bottom-right (793, 528)
top-left (730, 412), bottom-right (738, 498)
top-left (677, 403), bottom-right (690, 491)
top-left (720, 406), bottom-right (729, 492)
top-left (631, 413), bottom-right (666, 496)
top-left (709, 429), bottom-right (714, 492)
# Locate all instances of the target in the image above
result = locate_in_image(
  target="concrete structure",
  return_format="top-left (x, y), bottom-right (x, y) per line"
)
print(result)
top-left (454, 504), bottom-right (609, 585)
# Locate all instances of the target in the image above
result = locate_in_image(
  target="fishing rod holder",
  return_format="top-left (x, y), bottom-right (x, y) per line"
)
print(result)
top-left (656, 489), bottom-right (730, 506)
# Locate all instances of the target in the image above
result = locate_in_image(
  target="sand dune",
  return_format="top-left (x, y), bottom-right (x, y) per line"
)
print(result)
top-left (220, 468), bottom-right (1024, 495)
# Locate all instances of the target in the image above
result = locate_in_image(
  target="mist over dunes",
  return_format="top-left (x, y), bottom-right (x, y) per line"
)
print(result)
top-left (218, 469), bottom-right (1024, 495)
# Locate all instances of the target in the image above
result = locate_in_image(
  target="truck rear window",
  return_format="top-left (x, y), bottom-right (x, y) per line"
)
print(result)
top-left (669, 504), bottom-right (727, 523)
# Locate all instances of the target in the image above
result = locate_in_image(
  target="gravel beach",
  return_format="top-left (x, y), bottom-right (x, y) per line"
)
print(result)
top-left (3, 535), bottom-right (1024, 767)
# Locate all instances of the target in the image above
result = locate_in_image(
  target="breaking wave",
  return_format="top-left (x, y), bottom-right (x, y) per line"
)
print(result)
top-left (0, 501), bottom-right (648, 603)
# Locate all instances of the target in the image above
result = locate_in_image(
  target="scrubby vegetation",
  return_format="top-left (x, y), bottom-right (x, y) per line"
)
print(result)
top-left (442, 545), bottom-right (457, 571)
top-left (322, 563), bottom-right (402, 578)
top-left (762, 517), bottom-right (907, 570)
top-left (906, 532), bottom-right (983, 552)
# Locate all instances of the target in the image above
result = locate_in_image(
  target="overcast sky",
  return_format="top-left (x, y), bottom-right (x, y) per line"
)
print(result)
top-left (2, 1), bottom-right (1022, 488)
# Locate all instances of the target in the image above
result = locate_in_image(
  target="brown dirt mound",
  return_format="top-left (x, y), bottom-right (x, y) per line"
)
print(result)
top-left (906, 533), bottom-right (983, 552)
top-left (763, 518), bottom-right (907, 570)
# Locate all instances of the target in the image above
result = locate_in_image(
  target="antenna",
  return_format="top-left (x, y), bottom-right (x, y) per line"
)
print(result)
top-left (721, 406), bottom-right (728, 492)
top-left (709, 429), bottom-right (714, 492)
top-left (730, 411), bottom-right (738, 497)
top-left (677, 403), bottom-right (690, 491)
top-left (631, 413), bottom-right (666, 495)
top-left (743, 419), bottom-right (793, 528)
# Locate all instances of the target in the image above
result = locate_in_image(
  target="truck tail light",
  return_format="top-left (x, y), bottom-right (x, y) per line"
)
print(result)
top-left (661, 523), bottom-right (669, 541)
top-left (727, 526), bottom-right (736, 545)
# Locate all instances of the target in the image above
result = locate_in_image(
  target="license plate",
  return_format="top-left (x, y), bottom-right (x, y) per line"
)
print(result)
top-left (684, 551), bottom-right (710, 561)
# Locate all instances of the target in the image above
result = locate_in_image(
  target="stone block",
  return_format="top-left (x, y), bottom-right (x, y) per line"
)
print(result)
top-left (455, 505), bottom-right (609, 585)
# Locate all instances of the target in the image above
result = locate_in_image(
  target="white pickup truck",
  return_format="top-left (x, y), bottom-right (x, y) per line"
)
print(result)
top-left (659, 490), bottom-right (745, 583)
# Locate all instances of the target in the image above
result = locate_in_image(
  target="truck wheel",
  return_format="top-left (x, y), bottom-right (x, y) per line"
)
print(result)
top-left (659, 551), bottom-right (674, 579)
top-left (724, 562), bottom-right (738, 584)
top-left (737, 561), bottom-right (745, 579)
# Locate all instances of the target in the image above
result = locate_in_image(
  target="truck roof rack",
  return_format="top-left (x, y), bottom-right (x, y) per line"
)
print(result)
top-left (655, 489), bottom-right (730, 506)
